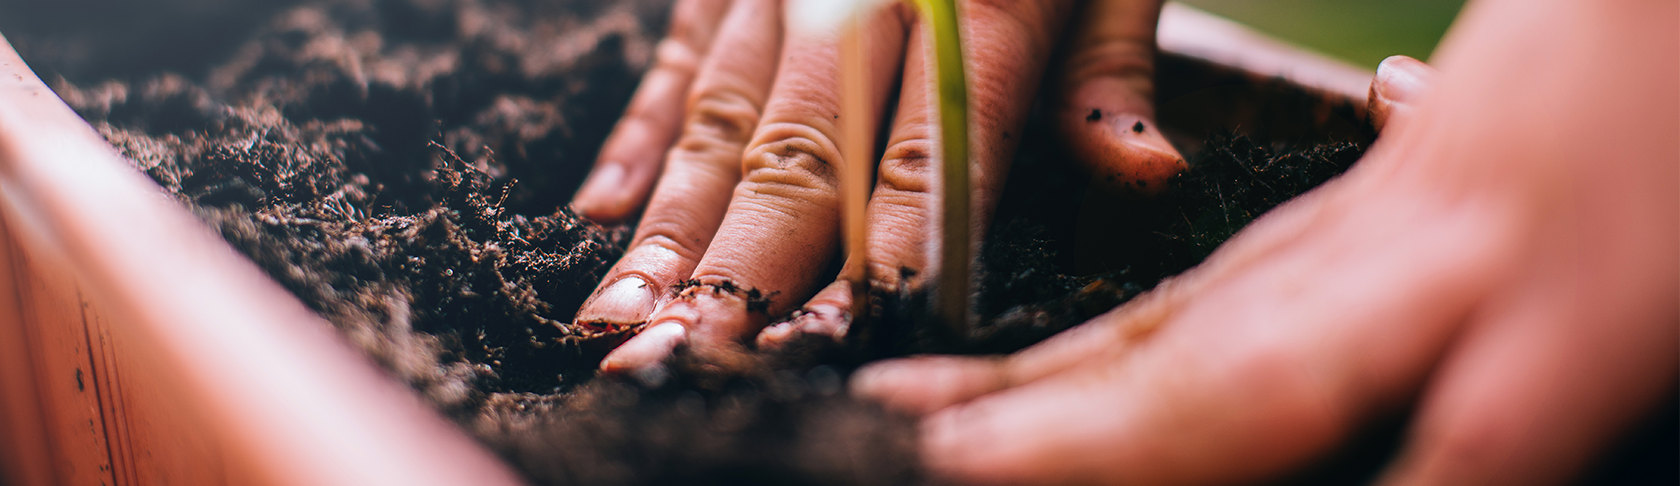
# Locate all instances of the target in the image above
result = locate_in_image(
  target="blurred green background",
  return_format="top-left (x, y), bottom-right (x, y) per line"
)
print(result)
top-left (1176, 0), bottom-right (1469, 69)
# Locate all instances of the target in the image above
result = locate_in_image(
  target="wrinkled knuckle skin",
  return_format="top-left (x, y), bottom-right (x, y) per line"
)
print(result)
top-left (667, 0), bottom-right (727, 50)
top-left (878, 139), bottom-right (935, 194)
top-left (1064, 40), bottom-right (1155, 90)
top-left (653, 38), bottom-right (704, 76)
top-left (677, 88), bottom-right (763, 157)
top-left (741, 125), bottom-right (842, 191)
top-left (631, 227), bottom-right (708, 264)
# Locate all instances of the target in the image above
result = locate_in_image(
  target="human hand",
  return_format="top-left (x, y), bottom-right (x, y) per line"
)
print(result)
top-left (567, 0), bottom-right (1185, 374)
top-left (850, 0), bottom-right (1679, 483)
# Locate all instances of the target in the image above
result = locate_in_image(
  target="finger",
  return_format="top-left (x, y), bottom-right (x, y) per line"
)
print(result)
top-left (1377, 162), bottom-right (1679, 486)
top-left (1377, 301), bottom-right (1678, 486)
top-left (852, 183), bottom-right (1347, 413)
top-left (601, 321), bottom-right (688, 385)
top-left (1055, 0), bottom-right (1185, 195)
top-left (850, 276), bottom-right (1188, 415)
top-left (850, 355), bottom-right (1007, 416)
top-left (864, 0), bottom-right (1075, 291)
top-left (858, 24), bottom-right (934, 291)
top-left (855, 153), bottom-right (1384, 414)
top-left (575, 0), bottom-right (781, 331)
top-left (1367, 55), bottom-right (1436, 133)
top-left (918, 181), bottom-right (1527, 484)
top-left (755, 279), bottom-right (853, 350)
top-left (852, 185), bottom-right (1350, 413)
top-left (602, 6), bottom-right (912, 373)
top-left (572, 0), bottom-right (731, 223)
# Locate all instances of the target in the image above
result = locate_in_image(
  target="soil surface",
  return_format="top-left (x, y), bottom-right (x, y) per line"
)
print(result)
top-left (9, 1), bottom-right (1668, 485)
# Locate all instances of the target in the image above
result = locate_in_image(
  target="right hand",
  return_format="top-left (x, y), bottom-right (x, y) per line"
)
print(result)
top-left (851, 0), bottom-right (1680, 480)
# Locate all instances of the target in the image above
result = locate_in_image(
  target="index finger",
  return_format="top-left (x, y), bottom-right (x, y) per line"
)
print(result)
top-left (914, 176), bottom-right (1522, 484)
top-left (572, 0), bottom-right (731, 223)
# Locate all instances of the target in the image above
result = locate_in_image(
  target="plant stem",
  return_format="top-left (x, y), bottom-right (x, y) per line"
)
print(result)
top-left (839, 17), bottom-right (872, 322)
top-left (914, 0), bottom-right (971, 337)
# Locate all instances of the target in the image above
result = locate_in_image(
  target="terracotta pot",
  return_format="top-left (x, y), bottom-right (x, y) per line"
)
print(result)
top-left (0, 4), bottom-right (1371, 485)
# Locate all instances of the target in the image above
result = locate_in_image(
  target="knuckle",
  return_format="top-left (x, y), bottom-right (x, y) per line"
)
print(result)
top-left (1066, 39), bottom-right (1155, 83)
top-left (740, 124), bottom-right (842, 191)
top-left (653, 38), bottom-right (703, 75)
top-left (878, 138), bottom-right (936, 194)
top-left (632, 225), bottom-right (707, 263)
top-left (668, 0), bottom-right (727, 47)
top-left (678, 88), bottom-right (762, 153)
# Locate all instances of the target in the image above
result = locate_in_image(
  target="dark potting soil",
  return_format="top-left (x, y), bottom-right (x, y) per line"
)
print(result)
top-left (0, 0), bottom-right (1482, 484)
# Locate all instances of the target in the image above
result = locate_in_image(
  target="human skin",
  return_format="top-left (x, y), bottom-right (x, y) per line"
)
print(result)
top-left (568, 0), bottom-right (1185, 373)
top-left (850, 0), bottom-right (1679, 484)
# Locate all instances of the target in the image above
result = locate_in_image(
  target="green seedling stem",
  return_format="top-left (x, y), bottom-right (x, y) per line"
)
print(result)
top-left (913, 0), bottom-right (971, 336)
top-left (829, 0), bottom-right (970, 336)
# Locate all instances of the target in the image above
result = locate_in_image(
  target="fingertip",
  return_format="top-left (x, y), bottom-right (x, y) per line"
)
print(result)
top-left (753, 322), bottom-right (797, 349)
top-left (757, 280), bottom-right (855, 349)
top-left (571, 162), bottom-right (636, 223)
top-left (1065, 108), bottom-right (1186, 195)
top-left (850, 356), bottom-right (1008, 416)
top-left (1374, 55), bottom-right (1434, 104)
top-left (796, 303), bottom-right (851, 339)
top-left (600, 320), bottom-right (687, 375)
top-left (849, 360), bottom-right (927, 413)
top-left (1369, 55), bottom-right (1437, 132)
top-left (754, 302), bottom-right (848, 350)
top-left (1052, 0), bottom-right (1180, 195)
top-left (847, 360), bottom-right (908, 402)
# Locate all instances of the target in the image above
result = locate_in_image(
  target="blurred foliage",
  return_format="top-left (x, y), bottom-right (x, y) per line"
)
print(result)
top-left (1178, 0), bottom-right (1468, 69)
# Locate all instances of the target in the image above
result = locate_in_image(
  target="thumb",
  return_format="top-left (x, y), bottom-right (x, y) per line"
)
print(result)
top-left (1055, 0), bottom-right (1185, 196)
top-left (1367, 55), bottom-right (1438, 133)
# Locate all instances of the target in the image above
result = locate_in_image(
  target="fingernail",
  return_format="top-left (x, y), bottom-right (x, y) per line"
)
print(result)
top-left (600, 320), bottom-right (687, 374)
top-left (582, 276), bottom-right (655, 324)
top-left (800, 303), bottom-right (850, 340)
top-left (755, 323), bottom-right (795, 349)
top-left (1375, 56), bottom-right (1432, 104)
